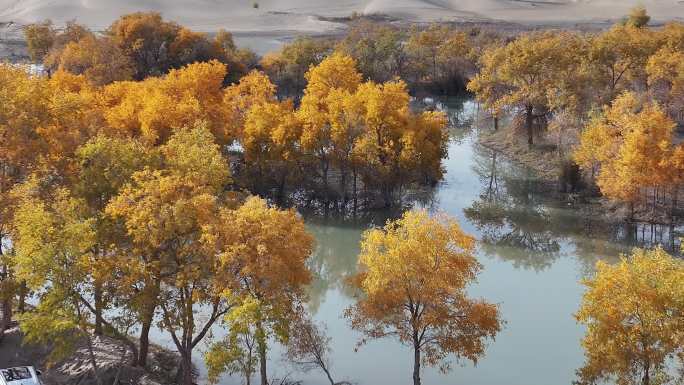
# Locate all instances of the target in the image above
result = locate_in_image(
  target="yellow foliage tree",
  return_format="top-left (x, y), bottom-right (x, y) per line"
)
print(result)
top-left (468, 32), bottom-right (583, 146)
top-left (11, 185), bottom-right (111, 383)
top-left (298, 53), bottom-right (363, 194)
top-left (107, 12), bottom-right (181, 79)
top-left (223, 70), bottom-right (277, 143)
top-left (70, 135), bottom-right (154, 350)
top-left (101, 60), bottom-right (231, 145)
top-left (23, 20), bottom-right (56, 62)
top-left (51, 35), bottom-right (134, 85)
top-left (260, 37), bottom-right (331, 95)
top-left (575, 247), bottom-right (684, 385)
top-left (0, 64), bottom-right (100, 337)
top-left (588, 24), bottom-right (660, 102)
top-left (106, 124), bottom-right (234, 385)
top-left (345, 210), bottom-right (502, 385)
top-left (647, 47), bottom-right (684, 124)
top-left (336, 21), bottom-right (407, 83)
top-left (297, 54), bottom-right (447, 205)
top-left (574, 92), bottom-right (678, 218)
top-left (406, 24), bottom-right (474, 91)
top-left (206, 197), bottom-right (314, 385)
top-left (242, 100), bottom-right (301, 198)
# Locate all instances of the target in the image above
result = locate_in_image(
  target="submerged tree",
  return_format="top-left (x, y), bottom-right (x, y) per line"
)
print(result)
top-left (575, 247), bottom-right (684, 385)
top-left (468, 32), bottom-right (581, 146)
top-left (286, 315), bottom-right (347, 385)
top-left (297, 53), bottom-right (447, 206)
top-left (345, 210), bottom-right (502, 385)
top-left (573, 92), bottom-right (681, 218)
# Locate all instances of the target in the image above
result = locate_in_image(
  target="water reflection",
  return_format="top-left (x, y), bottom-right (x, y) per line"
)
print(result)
top-left (464, 144), bottom-right (561, 271)
top-left (461, 136), bottom-right (683, 277)
top-left (204, 95), bottom-right (684, 385)
top-left (304, 220), bottom-right (362, 314)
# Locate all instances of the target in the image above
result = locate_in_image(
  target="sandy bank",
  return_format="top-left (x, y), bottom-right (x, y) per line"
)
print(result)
top-left (0, 0), bottom-right (682, 35)
top-left (0, 326), bottom-right (180, 385)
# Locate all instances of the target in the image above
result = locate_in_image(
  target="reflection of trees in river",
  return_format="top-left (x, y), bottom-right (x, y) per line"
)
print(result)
top-left (304, 221), bottom-right (363, 314)
top-left (464, 144), bottom-right (682, 273)
top-left (465, 144), bottom-right (561, 272)
top-left (302, 186), bottom-right (441, 313)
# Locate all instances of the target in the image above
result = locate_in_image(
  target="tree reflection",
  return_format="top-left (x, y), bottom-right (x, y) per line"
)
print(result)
top-left (465, 145), bottom-right (561, 271)
top-left (465, 143), bottom-right (681, 274)
top-left (304, 220), bottom-right (363, 314)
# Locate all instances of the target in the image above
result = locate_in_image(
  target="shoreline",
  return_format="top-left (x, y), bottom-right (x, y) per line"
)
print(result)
top-left (476, 126), bottom-right (684, 229)
top-left (0, 326), bottom-right (181, 385)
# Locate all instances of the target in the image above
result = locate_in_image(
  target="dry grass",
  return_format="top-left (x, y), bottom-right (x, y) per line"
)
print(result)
top-left (478, 127), bottom-right (561, 181)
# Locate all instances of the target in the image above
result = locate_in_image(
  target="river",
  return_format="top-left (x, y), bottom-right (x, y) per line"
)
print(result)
top-left (150, 96), bottom-right (680, 385)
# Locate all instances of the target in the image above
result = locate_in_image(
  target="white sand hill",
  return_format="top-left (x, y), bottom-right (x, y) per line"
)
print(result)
top-left (0, 0), bottom-right (682, 33)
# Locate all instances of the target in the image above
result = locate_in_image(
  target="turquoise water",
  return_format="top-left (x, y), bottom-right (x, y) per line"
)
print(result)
top-left (152, 97), bottom-right (674, 385)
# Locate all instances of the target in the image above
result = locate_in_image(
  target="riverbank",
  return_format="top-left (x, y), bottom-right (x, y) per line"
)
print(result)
top-left (476, 122), bottom-right (684, 232)
top-left (477, 126), bottom-right (561, 182)
top-left (0, 325), bottom-right (181, 385)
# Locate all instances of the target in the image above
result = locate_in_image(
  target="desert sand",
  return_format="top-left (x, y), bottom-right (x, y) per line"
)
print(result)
top-left (0, 1), bottom-right (682, 58)
top-left (0, 0), bottom-right (682, 34)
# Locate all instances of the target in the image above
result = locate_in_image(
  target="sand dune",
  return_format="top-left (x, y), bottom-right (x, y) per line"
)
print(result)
top-left (0, 0), bottom-right (682, 34)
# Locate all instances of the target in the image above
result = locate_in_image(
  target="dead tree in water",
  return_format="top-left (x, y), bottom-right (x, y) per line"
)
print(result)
top-left (286, 316), bottom-right (350, 385)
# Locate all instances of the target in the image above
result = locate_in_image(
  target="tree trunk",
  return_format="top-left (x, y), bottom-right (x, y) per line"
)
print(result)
top-left (432, 53), bottom-right (437, 85)
top-left (525, 105), bottom-right (534, 147)
top-left (340, 165), bottom-right (348, 207)
top-left (321, 157), bottom-right (329, 199)
top-left (0, 295), bottom-right (11, 344)
top-left (17, 282), bottom-right (26, 313)
top-left (352, 168), bottom-right (358, 213)
top-left (493, 115), bottom-right (499, 131)
top-left (76, 297), bottom-right (102, 385)
top-left (642, 360), bottom-right (650, 385)
top-left (277, 172), bottom-right (287, 206)
top-left (258, 335), bottom-right (268, 385)
top-left (0, 258), bottom-right (11, 344)
top-left (671, 187), bottom-right (678, 223)
top-left (412, 342), bottom-right (421, 385)
top-left (180, 352), bottom-right (194, 385)
top-left (94, 283), bottom-right (104, 335)
top-left (138, 276), bottom-right (160, 367)
top-left (137, 313), bottom-right (154, 367)
top-left (324, 367), bottom-right (335, 385)
top-left (86, 334), bottom-right (103, 385)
